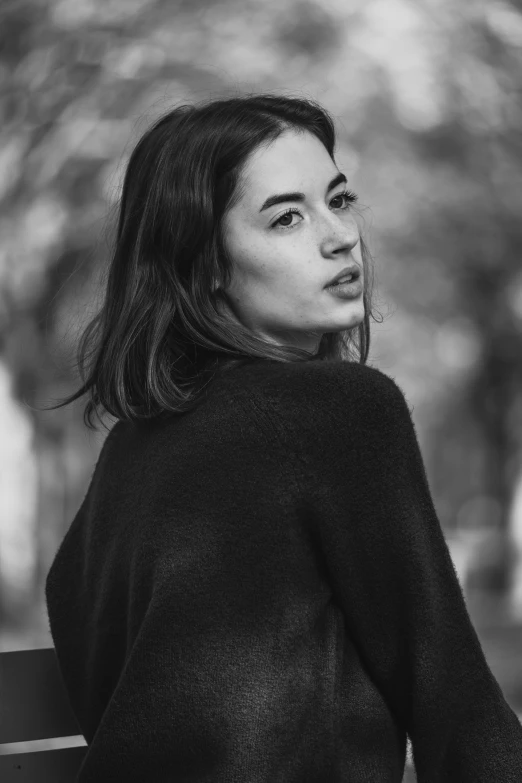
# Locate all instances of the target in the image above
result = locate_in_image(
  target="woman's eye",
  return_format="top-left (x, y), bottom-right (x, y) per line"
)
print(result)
top-left (272, 208), bottom-right (302, 230)
top-left (330, 194), bottom-right (343, 209)
top-left (330, 190), bottom-right (358, 209)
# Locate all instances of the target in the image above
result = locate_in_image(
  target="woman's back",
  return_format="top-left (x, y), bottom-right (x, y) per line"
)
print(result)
top-left (46, 358), bottom-right (522, 782)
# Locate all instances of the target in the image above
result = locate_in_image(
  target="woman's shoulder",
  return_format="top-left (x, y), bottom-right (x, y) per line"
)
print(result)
top-left (241, 359), bottom-right (411, 445)
top-left (249, 359), bottom-right (407, 411)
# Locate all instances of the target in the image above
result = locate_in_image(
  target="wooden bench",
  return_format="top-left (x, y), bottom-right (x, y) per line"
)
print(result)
top-left (0, 647), bottom-right (87, 782)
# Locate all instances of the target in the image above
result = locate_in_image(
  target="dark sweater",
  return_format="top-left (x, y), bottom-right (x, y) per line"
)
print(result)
top-left (45, 358), bottom-right (522, 782)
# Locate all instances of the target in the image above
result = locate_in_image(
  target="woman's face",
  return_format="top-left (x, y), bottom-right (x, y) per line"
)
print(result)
top-left (221, 128), bottom-right (364, 353)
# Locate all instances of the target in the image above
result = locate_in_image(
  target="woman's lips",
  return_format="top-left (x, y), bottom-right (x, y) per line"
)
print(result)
top-left (325, 276), bottom-right (363, 299)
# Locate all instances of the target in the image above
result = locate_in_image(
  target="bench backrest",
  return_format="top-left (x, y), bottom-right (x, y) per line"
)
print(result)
top-left (0, 647), bottom-right (87, 782)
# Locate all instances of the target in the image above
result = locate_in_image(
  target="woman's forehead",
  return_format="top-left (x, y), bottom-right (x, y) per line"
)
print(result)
top-left (237, 131), bottom-right (337, 209)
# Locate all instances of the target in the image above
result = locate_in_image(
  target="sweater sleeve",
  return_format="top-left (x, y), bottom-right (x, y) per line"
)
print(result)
top-left (256, 363), bottom-right (522, 782)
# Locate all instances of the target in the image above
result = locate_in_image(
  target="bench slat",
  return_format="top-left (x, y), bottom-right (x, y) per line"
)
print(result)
top-left (0, 745), bottom-right (88, 783)
top-left (0, 649), bottom-right (83, 743)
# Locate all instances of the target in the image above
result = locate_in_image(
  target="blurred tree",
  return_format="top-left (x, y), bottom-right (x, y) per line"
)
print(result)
top-left (378, 1), bottom-right (522, 593)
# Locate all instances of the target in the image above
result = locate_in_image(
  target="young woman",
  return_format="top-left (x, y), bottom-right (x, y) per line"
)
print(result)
top-left (45, 94), bottom-right (522, 782)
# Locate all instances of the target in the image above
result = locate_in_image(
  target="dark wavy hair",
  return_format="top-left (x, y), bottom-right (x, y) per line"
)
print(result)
top-left (48, 93), bottom-right (380, 429)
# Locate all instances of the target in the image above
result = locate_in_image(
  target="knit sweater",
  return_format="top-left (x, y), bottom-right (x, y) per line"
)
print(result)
top-left (45, 357), bottom-right (522, 782)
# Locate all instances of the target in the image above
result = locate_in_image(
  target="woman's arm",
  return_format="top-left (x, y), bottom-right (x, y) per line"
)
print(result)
top-left (259, 362), bottom-right (522, 782)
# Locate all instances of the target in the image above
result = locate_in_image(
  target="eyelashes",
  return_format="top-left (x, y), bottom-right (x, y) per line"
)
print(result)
top-left (271, 189), bottom-right (359, 231)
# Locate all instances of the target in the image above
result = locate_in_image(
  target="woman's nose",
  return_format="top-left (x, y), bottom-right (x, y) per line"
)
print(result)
top-left (319, 212), bottom-right (359, 257)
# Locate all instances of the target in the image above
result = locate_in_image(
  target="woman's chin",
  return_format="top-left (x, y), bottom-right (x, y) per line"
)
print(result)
top-left (328, 305), bottom-right (365, 330)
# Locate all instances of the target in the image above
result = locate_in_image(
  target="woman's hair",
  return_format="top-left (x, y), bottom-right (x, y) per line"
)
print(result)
top-left (48, 93), bottom-right (380, 429)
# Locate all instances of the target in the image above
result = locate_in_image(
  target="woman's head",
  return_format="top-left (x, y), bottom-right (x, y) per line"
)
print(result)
top-left (221, 127), bottom-right (364, 353)
top-left (52, 93), bottom-right (379, 427)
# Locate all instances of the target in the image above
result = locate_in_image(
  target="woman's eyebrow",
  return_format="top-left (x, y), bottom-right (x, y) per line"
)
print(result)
top-left (259, 171), bottom-right (348, 212)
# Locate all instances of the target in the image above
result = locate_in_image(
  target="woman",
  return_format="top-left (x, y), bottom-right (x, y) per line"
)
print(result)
top-left (45, 94), bottom-right (522, 782)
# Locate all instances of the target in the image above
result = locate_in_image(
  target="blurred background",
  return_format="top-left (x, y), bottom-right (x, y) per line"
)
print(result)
top-left (1, 0), bottom-right (522, 775)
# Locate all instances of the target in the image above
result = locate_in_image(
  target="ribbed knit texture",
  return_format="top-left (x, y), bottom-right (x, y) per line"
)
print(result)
top-left (45, 358), bottom-right (522, 782)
